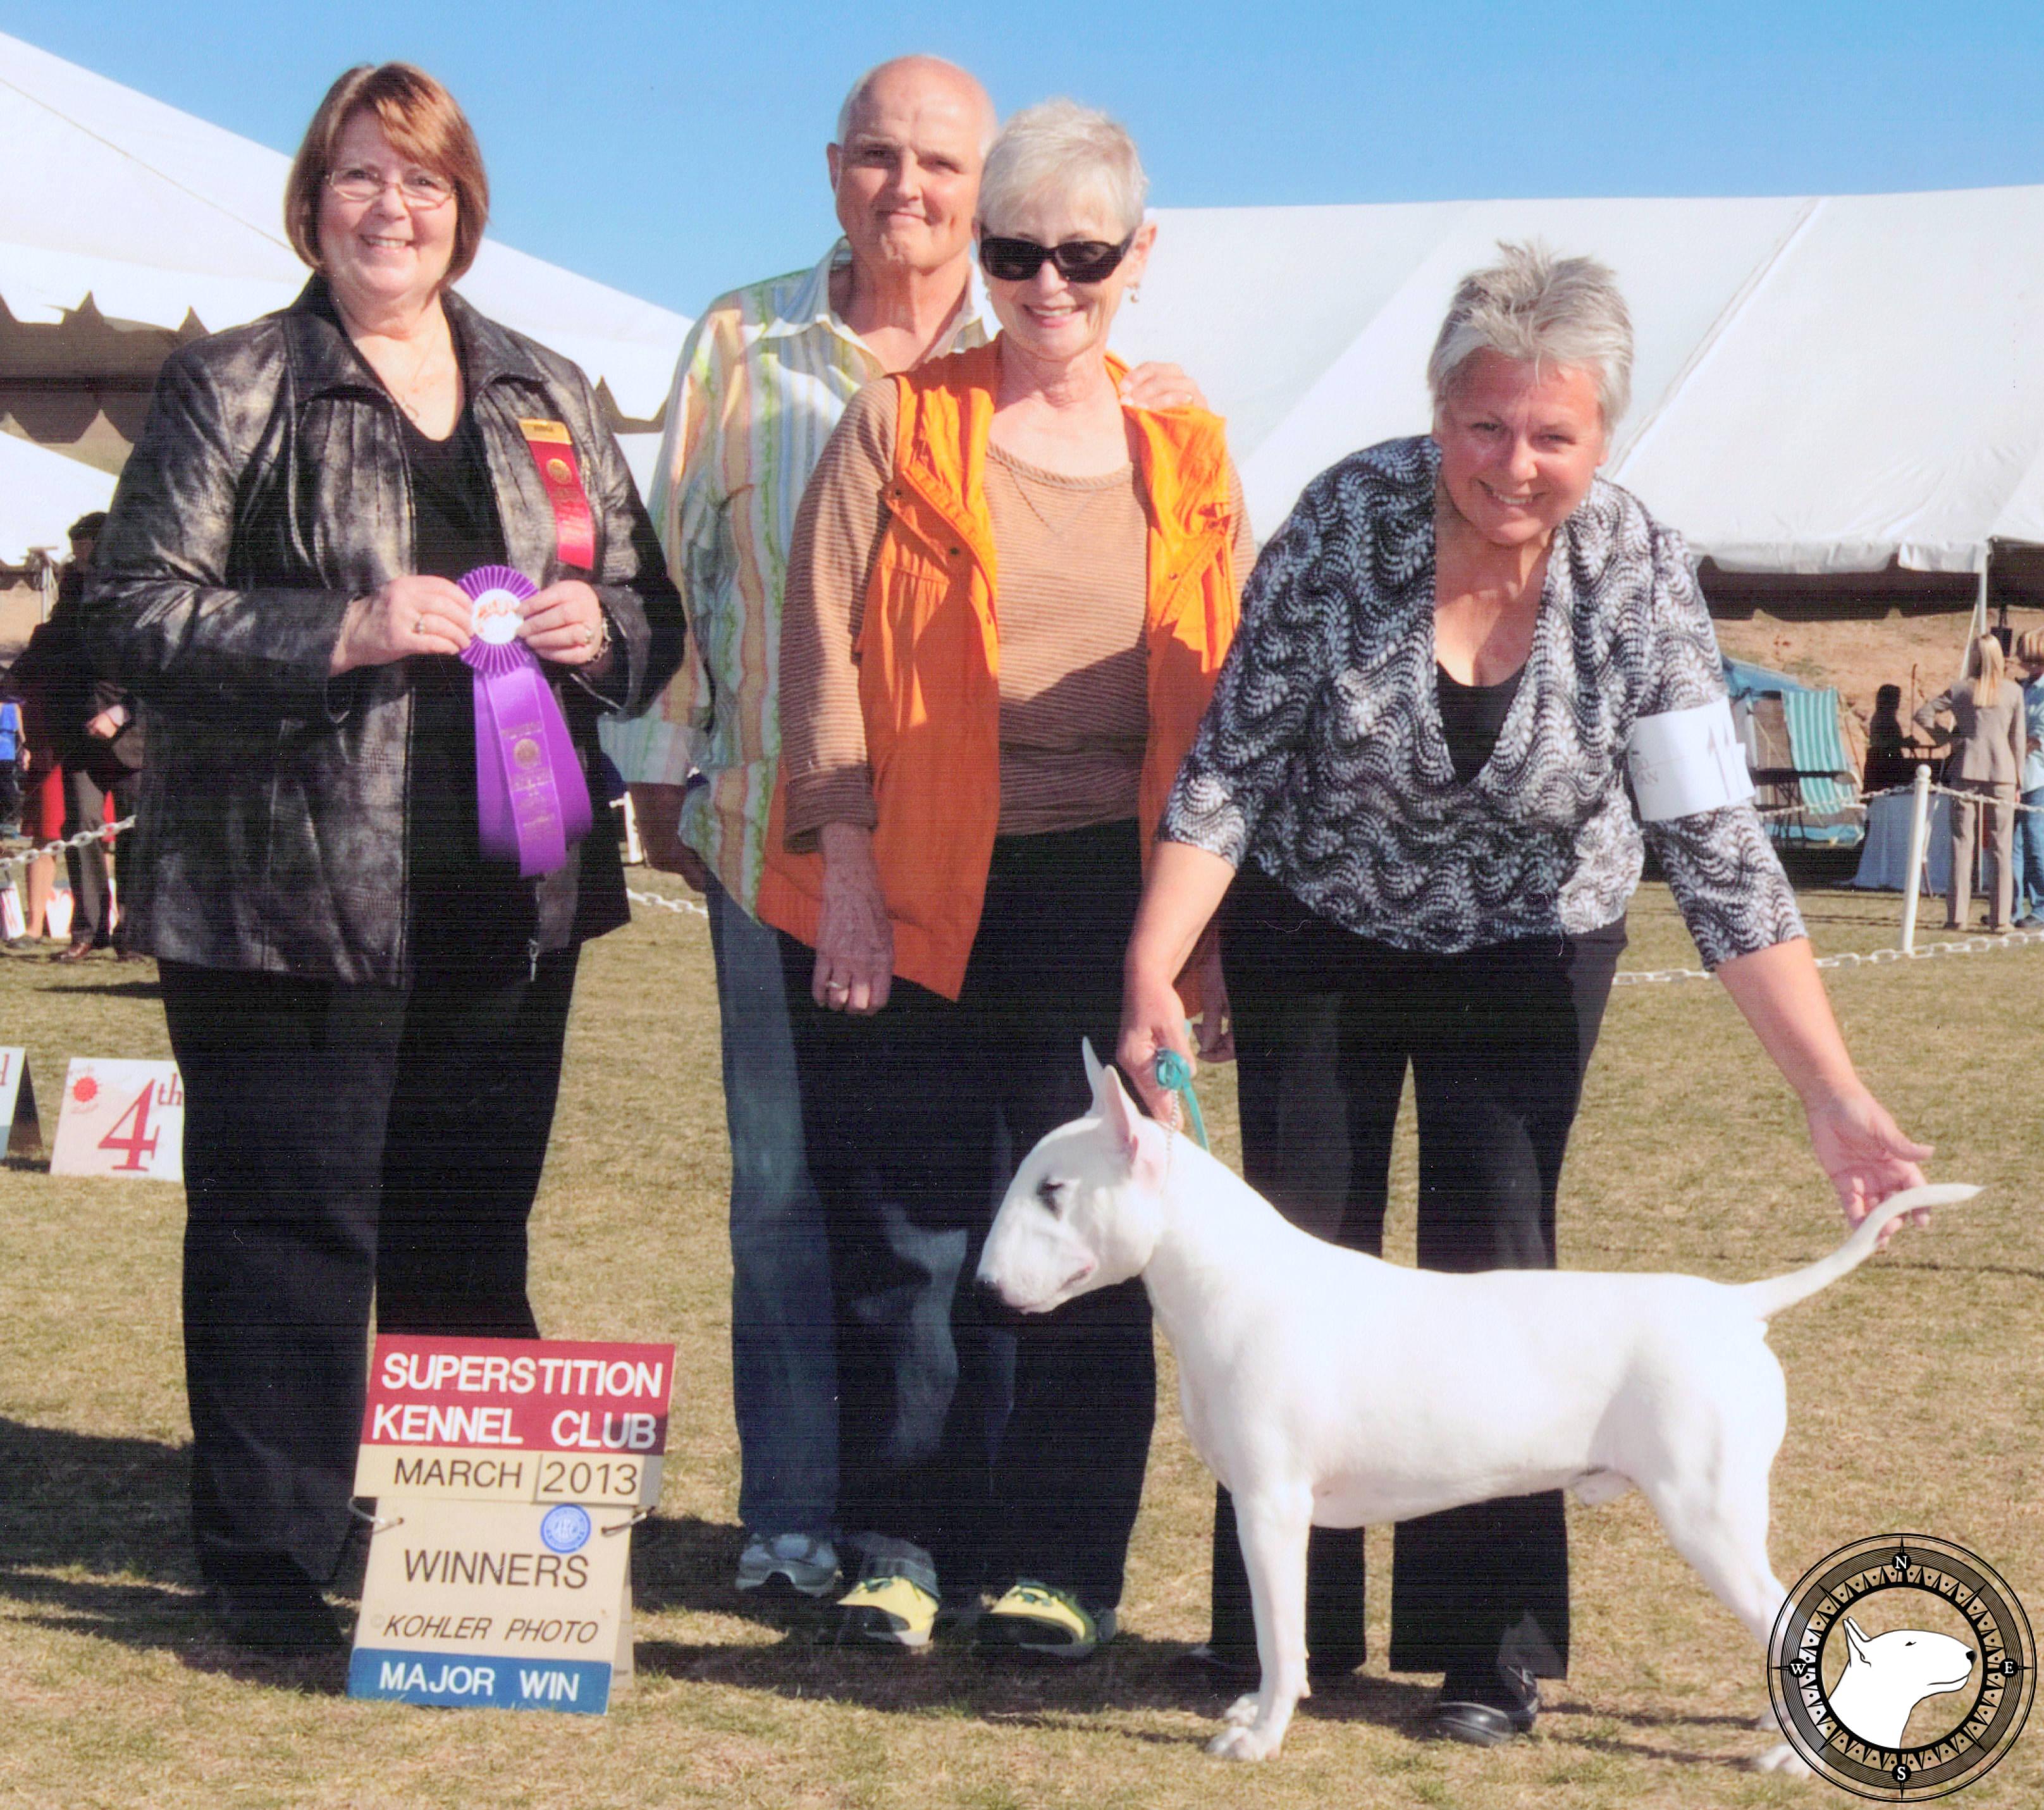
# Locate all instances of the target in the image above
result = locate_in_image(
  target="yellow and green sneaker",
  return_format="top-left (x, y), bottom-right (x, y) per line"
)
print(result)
top-left (973, 1581), bottom-right (1114, 1661)
top-left (831, 1572), bottom-right (939, 1651)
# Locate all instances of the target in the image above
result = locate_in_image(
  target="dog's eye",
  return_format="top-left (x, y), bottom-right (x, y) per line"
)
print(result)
top-left (1035, 1178), bottom-right (1068, 1215)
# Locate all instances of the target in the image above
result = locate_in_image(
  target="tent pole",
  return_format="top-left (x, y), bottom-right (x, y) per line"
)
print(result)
top-left (1961, 553), bottom-right (1991, 677)
top-left (1900, 762), bottom-right (1933, 954)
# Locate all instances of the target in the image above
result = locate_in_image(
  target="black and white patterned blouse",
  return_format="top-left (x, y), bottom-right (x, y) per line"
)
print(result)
top-left (1162, 436), bottom-right (1804, 968)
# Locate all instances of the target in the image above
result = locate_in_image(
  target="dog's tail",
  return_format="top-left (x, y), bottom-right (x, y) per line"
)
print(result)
top-left (1734, 1183), bottom-right (1979, 1320)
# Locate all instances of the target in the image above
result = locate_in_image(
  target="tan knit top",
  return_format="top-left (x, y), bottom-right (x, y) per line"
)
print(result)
top-left (780, 378), bottom-right (1253, 844)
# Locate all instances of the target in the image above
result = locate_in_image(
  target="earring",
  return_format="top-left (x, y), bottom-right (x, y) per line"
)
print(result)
top-left (1128, 285), bottom-right (1142, 305)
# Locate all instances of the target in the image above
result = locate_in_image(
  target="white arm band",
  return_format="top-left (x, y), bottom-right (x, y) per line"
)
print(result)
top-left (1626, 696), bottom-right (1755, 822)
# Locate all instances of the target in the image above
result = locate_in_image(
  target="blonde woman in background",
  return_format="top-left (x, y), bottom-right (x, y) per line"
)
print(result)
top-left (1915, 634), bottom-right (2025, 932)
top-left (2012, 629), bottom-right (2044, 927)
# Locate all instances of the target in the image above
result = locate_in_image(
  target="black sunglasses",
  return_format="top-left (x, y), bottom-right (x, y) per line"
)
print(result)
top-left (979, 233), bottom-right (1135, 285)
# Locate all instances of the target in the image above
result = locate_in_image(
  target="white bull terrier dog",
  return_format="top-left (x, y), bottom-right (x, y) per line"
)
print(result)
top-left (975, 1043), bottom-right (1976, 1766)
top-left (1827, 1618), bottom-right (1976, 1749)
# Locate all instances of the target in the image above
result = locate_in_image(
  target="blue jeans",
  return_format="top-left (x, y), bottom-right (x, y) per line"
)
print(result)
top-left (706, 873), bottom-right (837, 1539)
top-left (2019, 790), bottom-right (2044, 920)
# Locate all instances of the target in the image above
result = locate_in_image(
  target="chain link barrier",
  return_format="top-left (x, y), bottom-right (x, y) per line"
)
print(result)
top-left (1613, 927), bottom-right (2044, 987)
top-left (15, 800), bottom-right (2034, 980)
top-left (625, 886), bottom-right (708, 920)
top-left (0, 815), bottom-right (137, 875)
top-left (5, 818), bottom-right (715, 929)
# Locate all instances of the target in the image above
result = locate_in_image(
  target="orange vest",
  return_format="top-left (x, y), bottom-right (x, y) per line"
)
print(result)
top-left (756, 341), bottom-right (1240, 1002)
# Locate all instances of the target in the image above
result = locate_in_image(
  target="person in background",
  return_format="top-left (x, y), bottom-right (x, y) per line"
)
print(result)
top-left (1119, 243), bottom-right (1930, 1745)
top-left (2012, 631), bottom-right (2044, 927)
top-left (2, 649), bottom-right (65, 944)
top-left (10, 512), bottom-right (140, 961)
top-left (1914, 634), bottom-right (2024, 933)
top-left (87, 63), bottom-right (682, 1652)
top-left (0, 675), bottom-right (22, 834)
top-left (604, 55), bottom-right (1207, 1604)
top-left (1861, 682), bottom-right (1929, 794)
top-left (768, 98), bottom-right (1248, 1658)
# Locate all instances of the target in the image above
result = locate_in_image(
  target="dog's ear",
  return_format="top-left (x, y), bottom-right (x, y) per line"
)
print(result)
top-left (1093, 1054), bottom-right (1169, 1188)
top-left (1844, 1618), bottom-right (1870, 1665)
top-left (1083, 1038), bottom-right (1110, 1107)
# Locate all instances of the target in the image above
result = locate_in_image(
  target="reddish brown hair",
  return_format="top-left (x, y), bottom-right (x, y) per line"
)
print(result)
top-left (284, 64), bottom-right (489, 283)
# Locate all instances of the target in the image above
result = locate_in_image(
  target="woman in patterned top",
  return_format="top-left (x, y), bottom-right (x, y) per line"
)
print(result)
top-left (1117, 243), bottom-right (1931, 1747)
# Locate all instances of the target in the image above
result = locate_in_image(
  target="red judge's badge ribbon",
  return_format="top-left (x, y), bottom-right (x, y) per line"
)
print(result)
top-left (518, 418), bottom-right (596, 570)
top-left (457, 567), bottom-right (593, 878)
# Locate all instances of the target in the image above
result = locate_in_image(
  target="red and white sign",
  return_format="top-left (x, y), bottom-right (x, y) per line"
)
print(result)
top-left (0, 1047), bottom-right (40, 1157)
top-left (49, 1057), bottom-right (183, 1182)
top-left (354, 1336), bottom-right (677, 1506)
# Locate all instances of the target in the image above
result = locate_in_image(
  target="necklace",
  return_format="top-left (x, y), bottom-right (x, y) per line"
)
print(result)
top-left (354, 319), bottom-right (459, 431)
top-left (993, 446), bottom-right (1117, 539)
top-left (386, 337), bottom-right (458, 430)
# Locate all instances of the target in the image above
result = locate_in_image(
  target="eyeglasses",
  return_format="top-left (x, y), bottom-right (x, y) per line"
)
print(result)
top-left (326, 165), bottom-right (456, 209)
top-left (978, 233), bottom-right (1134, 285)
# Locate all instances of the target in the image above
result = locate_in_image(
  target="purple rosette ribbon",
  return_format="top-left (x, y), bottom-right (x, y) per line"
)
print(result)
top-left (456, 565), bottom-right (593, 878)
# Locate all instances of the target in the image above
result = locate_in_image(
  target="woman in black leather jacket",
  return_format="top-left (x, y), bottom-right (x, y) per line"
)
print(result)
top-left (85, 63), bottom-right (684, 1652)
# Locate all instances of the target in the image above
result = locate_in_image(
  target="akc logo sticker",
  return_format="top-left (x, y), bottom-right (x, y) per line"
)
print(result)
top-left (539, 1504), bottom-right (592, 1555)
top-left (1770, 1534), bottom-right (2033, 1799)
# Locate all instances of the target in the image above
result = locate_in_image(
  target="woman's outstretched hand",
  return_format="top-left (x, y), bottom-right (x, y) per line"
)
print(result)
top-left (1806, 1086), bottom-right (1934, 1241)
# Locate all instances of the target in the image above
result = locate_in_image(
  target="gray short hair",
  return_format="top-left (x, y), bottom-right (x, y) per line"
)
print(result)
top-left (834, 56), bottom-right (995, 152)
top-left (976, 99), bottom-right (1147, 240)
top-left (1427, 242), bottom-right (1634, 430)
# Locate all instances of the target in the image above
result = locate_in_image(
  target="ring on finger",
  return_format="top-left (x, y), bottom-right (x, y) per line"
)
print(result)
top-left (577, 623), bottom-right (594, 647)
top-left (412, 616), bottom-right (426, 634)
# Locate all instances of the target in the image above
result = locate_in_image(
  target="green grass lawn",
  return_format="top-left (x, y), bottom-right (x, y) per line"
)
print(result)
top-left (1, 875), bottom-right (2039, 1809)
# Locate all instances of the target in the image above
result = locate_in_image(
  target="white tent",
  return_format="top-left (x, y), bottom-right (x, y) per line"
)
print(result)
top-left (0, 30), bottom-right (688, 534)
top-left (1117, 188), bottom-right (2044, 581)
top-left (0, 429), bottom-right (113, 564)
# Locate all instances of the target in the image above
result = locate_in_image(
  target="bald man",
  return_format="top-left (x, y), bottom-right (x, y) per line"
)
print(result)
top-left (604, 55), bottom-right (1202, 1606)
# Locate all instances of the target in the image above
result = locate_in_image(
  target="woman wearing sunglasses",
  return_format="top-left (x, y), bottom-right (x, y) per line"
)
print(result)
top-left (764, 99), bottom-right (1251, 1659)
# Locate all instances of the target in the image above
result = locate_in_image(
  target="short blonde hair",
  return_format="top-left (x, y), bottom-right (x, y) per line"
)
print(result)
top-left (1428, 241), bottom-right (1634, 429)
top-left (286, 64), bottom-right (489, 283)
top-left (2016, 627), bottom-right (2044, 666)
top-left (977, 99), bottom-right (1147, 240)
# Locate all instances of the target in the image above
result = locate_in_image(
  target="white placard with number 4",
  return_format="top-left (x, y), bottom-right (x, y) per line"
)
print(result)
top-left (49, 1057), bottom-right (185, 1183)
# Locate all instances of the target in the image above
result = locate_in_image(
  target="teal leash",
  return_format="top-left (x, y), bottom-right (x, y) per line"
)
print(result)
top-left (1152, 1046), bottom-right (1209, 1152)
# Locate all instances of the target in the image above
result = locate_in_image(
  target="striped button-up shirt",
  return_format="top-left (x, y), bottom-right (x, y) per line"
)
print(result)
top-left (601, 240), bottom-right (993, 911)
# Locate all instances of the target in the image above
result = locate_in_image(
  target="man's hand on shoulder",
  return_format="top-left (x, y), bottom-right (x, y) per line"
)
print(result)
top-left (1119, 362), bottom-right (1208, 412)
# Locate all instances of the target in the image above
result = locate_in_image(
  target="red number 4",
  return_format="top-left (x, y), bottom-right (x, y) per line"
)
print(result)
top-left (98, 1085), bottom-right (160, 1172)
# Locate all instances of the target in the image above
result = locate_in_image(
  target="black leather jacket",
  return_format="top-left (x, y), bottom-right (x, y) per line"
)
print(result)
top-left (85, 279), bottom-right (685, 985)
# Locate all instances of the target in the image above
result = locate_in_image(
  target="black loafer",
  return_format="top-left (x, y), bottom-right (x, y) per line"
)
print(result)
top-left (1429, 1665), bottom-right (1539, 1744)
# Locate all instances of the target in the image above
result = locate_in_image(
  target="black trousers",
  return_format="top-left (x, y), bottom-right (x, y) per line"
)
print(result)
top-left (161, 949), bottom-right (577, 1590)
top-left (1208, 863), bottom-right (1623, 1681)
top-left (61, 761), bottom-right (138, 945)
top-left (782, 820), bottom-right (1155, 1609)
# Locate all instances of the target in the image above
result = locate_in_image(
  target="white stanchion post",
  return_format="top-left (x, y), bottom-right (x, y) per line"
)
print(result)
top-left (1900, 763), bottom-right (1933, 954)
top-left (618, 789), bottom-right (644, 866)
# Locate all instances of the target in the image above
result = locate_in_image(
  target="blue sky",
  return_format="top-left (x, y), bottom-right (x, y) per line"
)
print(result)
top-left (10, 1), bottom-right (2043, 316)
